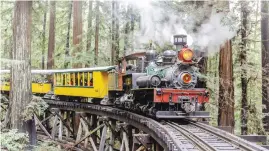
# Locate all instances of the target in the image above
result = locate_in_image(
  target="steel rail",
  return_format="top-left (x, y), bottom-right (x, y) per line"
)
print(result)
top-left (186, 120), bottom-right (267, 151)
top-left (44, 99), bottom-right (186, 151)
top-left (167, 122), bottom-right (215, 151)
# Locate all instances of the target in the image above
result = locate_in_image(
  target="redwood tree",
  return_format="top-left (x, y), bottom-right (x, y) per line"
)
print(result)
top-left (240, 1), bottom-right (249, 135)
top-left (261, 1), bottom-right (269, 131)
top-left (10, 1), bottom-right (32, 132)
top-left (86, 1), bottom-right (93, 67)
top-left (47, 1), bottom-right (55, 69)
top-left (123, 5), bottom-right (130, 56)
top-left (72, 0), bottom-right (82, 68)
top-left (111, 1), bottom-right (115, 65)
top-left (218, 40), bottom-right (235, 132)
top-left (115, 1), bottom-right (119, 63)
top-left (94, 1), bottom-right (100, 65)
top-left (42, 0), bottom-right (48, 69)
top-left (217, 1), bottom-right (235, 132)
top-left (64, 1), bottom-right (72, 68)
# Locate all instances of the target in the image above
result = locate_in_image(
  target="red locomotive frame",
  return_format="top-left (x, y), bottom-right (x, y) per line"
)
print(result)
top-left (154, 88), bottom-right (209, 104)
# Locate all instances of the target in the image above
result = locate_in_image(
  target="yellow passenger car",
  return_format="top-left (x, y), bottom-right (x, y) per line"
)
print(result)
top-left (53, 66), bottom-right (115, 98)
top-left (0, 70), bottom-right (53, 95)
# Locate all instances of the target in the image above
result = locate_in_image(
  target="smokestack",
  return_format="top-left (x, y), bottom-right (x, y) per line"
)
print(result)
top-left (173, 34), bottom-right (187, 50)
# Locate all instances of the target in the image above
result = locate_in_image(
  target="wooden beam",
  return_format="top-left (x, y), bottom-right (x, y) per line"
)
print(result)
top-left (109, 120), bottom-right (116, 151)
top-left (80, 114), bottom-right (91, 127)
top-left (91, 114), bottom-right (97, 144)
top-left (38, 114), bottom-right (54, 125)
top-left (34, 114), bottom-right (52, 139)
top-left (73, 123), bottom-right (105, 147)
top-left (51, 115), bottom-right (58, 139)
top-left (99, 125), bottom-right (107, 151)
top-left (89, 137), bottom-right (98, 151)
top-left (76, 120), bottom-right (83, 143)
top-left (54, 111), bottom-right (74, 136)
top-left (120, 131), bottom-right (129, 151)
top-left (58, 112), bottom-right (63, 140)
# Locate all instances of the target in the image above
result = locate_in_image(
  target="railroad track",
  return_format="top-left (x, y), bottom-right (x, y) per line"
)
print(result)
top-left (163, 121), bottom-right (267, 151)
top-left (44, 99), bottom-right (267, 151)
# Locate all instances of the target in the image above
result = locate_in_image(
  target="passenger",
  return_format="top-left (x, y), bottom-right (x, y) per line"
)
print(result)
top-left (71, 78), bottom-right (73, 86)
top-left (80, 73), bottom-right (83, 86)
top-left (89, 78), bottom-right (93, 86)
top-left (75, 73), bottom-right (78, 86)
top-left (84, 73), bottom-right (88, 86)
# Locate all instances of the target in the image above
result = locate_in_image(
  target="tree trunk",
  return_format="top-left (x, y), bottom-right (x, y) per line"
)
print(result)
top-left (64, 1), bottom-right (72, 68)
top-left (218, 40), bottom-right (235, 132)
top-left (115, 1), bottom-right (119, 63)
top-left (10, 1), bottom-right (32, 132)
top-left (72, 0), bottom-right (83, 68)
top-left (261, 1), bottom-right (269, 131)
top-left (130, 7), bottom-right (134, 51)
top-left (94, 1), bottom-right (100, 65)
top-left (47, 1), bottom-right (55, 69)
top-left (41, 0), bottom-right (48, 69)
top-left (111, 1), bottom-right (115, 65)
top-left (86, 1), bottom-right (92, 67)
top-left (123, 6), bottom-right (130, 56)
top-left (240, 1), bottom-right (249, 135)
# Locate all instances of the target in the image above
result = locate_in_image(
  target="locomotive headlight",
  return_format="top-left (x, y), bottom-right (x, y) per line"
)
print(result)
top-left (178, 48), bottom-right (193, 62)
top-left (181, 73), bottom-right (192, 84)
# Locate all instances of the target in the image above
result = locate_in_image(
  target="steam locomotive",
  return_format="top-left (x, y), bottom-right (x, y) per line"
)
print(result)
top-left (0, 35), bottom-right (209, 119)
top-left (108, 35), bottom-right (209, 118)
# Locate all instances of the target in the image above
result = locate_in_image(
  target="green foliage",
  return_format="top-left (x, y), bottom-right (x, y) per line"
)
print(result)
top-left (0, 129), bottom-right (28, 151)
top-left (0, 129), bottom-right (62, 151)
top-left (34, 141), bottom-right (62, 151)
top-left (23, 96), bottom-right (48, 121)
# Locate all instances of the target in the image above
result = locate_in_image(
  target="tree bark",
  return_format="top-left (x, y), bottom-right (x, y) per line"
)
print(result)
top-left (130, 7), bottom-right (135, 51)
top-left (41, 0), bottom-right (48, 69)
top-left (72, 0), bottom-right (83, 68)
top-left (86, 1), bottom-right (93, 67)
top-left (72, 0), bottom-right (82, 68)
top-left (111, 1), bottom-right (115, 65)
top-left (115, 1), bottom-right (120, 63)
top-left (64, 1), bottom-right (72, 68)
top-left (94, 1), bottom-right (100, 65)
top-left (123, 6), bottom-right (130, 56)
top-left (240, 1), bottom-right (249, 135)
top-left (47, 1), bottom-right (55, 69)
top-left (218, 40), bottom-right (235, 132)
top-left (261, 1), bottom-right (269, 131)
top-left (10, 1), bottom-right (32, 132)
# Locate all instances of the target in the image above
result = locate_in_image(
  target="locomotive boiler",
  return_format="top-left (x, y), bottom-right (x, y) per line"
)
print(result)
top-left (111, 35), bottom-right (209, 118)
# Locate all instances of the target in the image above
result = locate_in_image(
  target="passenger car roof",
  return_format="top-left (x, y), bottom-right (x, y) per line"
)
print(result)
top-left (0, 66), bottom-right (115, 74)
top-left (52, 66), bottom-right (116, 73)
top-left (0, 69), bottom-right (55, 75)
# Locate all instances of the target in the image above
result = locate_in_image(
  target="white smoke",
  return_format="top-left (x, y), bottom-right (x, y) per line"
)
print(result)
top-left (127, 0), bottom-right (237, 55)
top-left (191, 12), bottom-right (236, 54)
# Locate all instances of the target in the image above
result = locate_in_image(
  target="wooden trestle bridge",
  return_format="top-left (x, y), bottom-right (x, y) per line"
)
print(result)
top-left (1, 96), bottom-right (269, 151)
